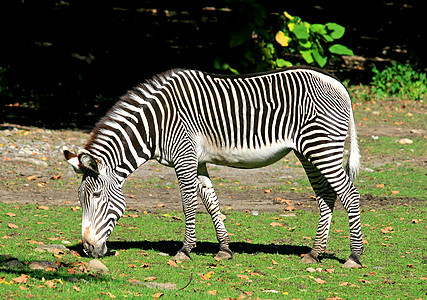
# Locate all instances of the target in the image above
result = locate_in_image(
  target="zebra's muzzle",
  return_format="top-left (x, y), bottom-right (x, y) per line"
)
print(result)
top-left (82, 239), bottom-right (108, 258)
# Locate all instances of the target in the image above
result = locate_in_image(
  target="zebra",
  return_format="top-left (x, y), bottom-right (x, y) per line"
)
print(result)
top-left (63, 66), bottom-right (363, 268)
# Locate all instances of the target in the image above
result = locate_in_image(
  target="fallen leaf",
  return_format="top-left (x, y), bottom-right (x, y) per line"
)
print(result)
top-left (152, 292), bottom-right (164, 299)
top-left (167, 259), bottom-right (178, 267)
top-left (285, 205), bottom-right (296, 211)
top-left (12, 274), bottom-right (29, 284)
top-left (51, 175), bottom-right (62, 180)
top-left (270, 222), bottom-right (283, 227)
top-left (376, 184), bottom-right (385, 188)
top-left (8, 223), bottom-right (18, 229)
top-left (145, 276), bottom-right (157, 282)
top-left (156, 204), bottom-right (165, 207)
top-left (38, 205), bottom-right (49, 210)
top-left (26, 175), bottom-right (38, 181)
top-left (264, 189), bottom-right (272, 193)
top-left (73, 285), bottom-right (81, 291)
top-left (128, 214), bottom-right (140, 218)
top-left (128, 264), bottom-right (137, 268)
top-left (207, 290), bottom-right (217, 295)
top-left (236, 274), bottom-right (249, 280)
top-left (271, 259), bottom-right (279, 265)
top-left (314, 278), bottom-right (327, 284)
top-left (412, 219), bottom-right (419, 224)
top-left (5, 212), bottom-right (16, 217)
top-left (380, 226), bottom-right (393, 234)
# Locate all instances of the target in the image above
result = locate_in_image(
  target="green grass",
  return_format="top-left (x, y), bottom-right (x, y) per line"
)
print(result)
top-left (1, 203), bottom-right (425, 299)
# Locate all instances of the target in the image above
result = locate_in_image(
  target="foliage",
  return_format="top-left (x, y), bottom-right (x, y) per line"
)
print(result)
top-left (215, 4), bottom-right (354, 74)
top-left (371, 62), bottom-right (427, 100)
top-left (273, 11), bottom-right (353, 69)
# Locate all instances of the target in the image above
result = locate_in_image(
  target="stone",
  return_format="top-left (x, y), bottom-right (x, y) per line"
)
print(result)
top-left (34, 244), bottom-right (70, 254)
top-left (88, 259), bottom-right (109, 273)
top-left (29, 260), bottom-right (58, 270)
top-left (2, 258), bottom-right (23, 268)
top-left (130, 280), bottom-right (177, 290)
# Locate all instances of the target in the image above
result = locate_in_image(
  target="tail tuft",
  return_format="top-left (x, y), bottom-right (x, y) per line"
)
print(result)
top-left (345, 112), bottom-right (360, 182)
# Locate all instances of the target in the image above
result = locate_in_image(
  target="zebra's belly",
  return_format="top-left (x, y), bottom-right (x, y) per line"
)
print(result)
top-left (198, 139), bottom-right (295, 169)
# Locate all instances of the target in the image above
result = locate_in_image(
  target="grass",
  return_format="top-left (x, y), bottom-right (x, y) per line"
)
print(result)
top-left (0, 203), bottom-right (426, 299)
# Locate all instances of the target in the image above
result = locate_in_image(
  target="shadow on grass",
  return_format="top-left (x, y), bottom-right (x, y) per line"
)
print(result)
top-left (0, 255), bottom-right (106, 281)
top-left (69, 240), bottom-right (345, 264)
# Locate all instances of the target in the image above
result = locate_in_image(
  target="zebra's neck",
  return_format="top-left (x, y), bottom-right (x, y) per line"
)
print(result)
top-left (84, 96), bottom-right (157, 179)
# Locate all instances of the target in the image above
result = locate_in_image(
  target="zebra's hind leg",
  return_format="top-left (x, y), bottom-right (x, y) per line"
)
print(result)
top-left (295, 152), bottom-right (337, 264)
top-left (197, 164), bottom-right (233, 260)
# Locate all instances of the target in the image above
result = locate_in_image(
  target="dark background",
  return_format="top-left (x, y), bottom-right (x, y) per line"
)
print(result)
top-left (0, 0), bottom-right (424, 128)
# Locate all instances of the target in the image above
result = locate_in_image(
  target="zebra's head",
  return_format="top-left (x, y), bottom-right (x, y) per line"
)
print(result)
top-left (63, 148), bottom-right (125, 258)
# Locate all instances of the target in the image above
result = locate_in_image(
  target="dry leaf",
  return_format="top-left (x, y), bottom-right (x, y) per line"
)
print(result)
top-left (128, 214), bottom-right (140, 218)
top-left (152, 292), bottom-right (164, 299)
top-left (51, 175), bottom-right (62, 180)
top-left (128, 264), bottom-right (137, 268)
top-left (285, 205), bottom-right (296, 211)
top-left (8, 223), bottom-right (18, 229)
top-left (167, 259), bottom-right (178, 267)
top-left (73, 285), bottom-right (81, 292)
top-left (270, 222), bottom-right (283, 227)
top-left (236, 274), bottom-right (249, 280)
top-left (5, 212), bottom-right (16, 217)
top-left (271, 259), bottom-right (278, 265)
top-left (12, 274), bottom-right (29, 284)
top-left (38, 205), bottom-right (49, 210)
top-left (26, 175), bottom-right (38, 181)
top-left (264, 189), bottom-right (272, 193)
top-left (391, 190), bottom-right (400, 195)
top-left (376, 184), bottom-right (385, 188)
top-left (145, 276), bottom-right (157, 282)
top-left (381, 226), bottom-right (393, 234)
top-left (207, 290), bottom-right (217, 295)
top-left (314, 278), bottom-right (327, 284)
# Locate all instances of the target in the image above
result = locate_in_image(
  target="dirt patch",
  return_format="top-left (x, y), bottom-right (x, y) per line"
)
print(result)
top-left (0, 121), bottom-right (424, 215)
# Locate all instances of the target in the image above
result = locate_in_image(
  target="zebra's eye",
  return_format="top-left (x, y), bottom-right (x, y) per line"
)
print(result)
top-left (93, 191), bottom-right (102, 198)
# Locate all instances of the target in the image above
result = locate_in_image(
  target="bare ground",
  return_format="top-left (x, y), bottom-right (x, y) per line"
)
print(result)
top-left (0, 114), bottom-right (424, 214)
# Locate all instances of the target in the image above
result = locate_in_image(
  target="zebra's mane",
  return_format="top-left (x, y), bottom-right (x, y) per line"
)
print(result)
top-left (84, 68), bottom-right (183, 151)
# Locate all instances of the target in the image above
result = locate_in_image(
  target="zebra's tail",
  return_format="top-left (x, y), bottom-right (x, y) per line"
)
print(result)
top-left (345, 111), bottom-right (360, 182)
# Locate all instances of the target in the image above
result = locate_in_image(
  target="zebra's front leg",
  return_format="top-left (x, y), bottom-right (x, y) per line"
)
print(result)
top-left (197, 164), bottom-right (233, 260)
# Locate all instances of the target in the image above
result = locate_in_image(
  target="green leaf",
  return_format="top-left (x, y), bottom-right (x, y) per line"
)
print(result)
top-left (292, 23), bottom-right (309, 40)
top-left (300, 50), bottom-right (314, 64)
top-left (298, 40), bottom-right (312, 49)
top-left (322, 33), bottom-right (334, 42)
top-left (329, 44), bottom-right (354, 56)
top-left (312, 48), bottom-right (327, 68)
top-left (311, 24), bottom-right (326, 34)
top-left (326, 23), bottom-right (345, 39)
top-left (276, 58), bottom-right (293, 68)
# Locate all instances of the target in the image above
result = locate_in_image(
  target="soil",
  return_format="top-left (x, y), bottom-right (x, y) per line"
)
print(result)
top-left (0, 117), bottom-right (424, 214)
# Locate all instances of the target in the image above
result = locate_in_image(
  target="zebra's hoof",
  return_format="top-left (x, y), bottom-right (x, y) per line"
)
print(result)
top-left (173, 251), bottom-right (191, 261)
top-left (214, 250), bottom-right (233, 260)
top-left (342, 258), bottom-right (362, 268)
top-left (300, 252), bottom-right (319, 264)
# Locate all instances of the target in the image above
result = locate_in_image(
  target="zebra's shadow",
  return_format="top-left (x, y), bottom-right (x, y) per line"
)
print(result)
top-left (70, 240), bottom-right (345, 263)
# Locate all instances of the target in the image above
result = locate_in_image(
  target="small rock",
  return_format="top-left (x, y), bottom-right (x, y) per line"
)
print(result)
top-left (250, 210), bottom-right (259, 216)
top-left (29, 260), bottom-right (58, 270)
top-left (88, 259), bottom-right (109, 273)
top-left (130, 281), bottom-right (177, 290)
top-left (398, 138), bottom-right (413, 145)
top-left (35, 244), bottom-right (70, 254)
top-left (2, 258), bottom-right (24, 268)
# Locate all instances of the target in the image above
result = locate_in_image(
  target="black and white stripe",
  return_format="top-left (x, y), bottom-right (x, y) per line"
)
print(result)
top-left (68, 66), bottom-right (363, 267)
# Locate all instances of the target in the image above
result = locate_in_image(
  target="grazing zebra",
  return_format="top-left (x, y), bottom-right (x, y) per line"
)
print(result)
top-left (63, 66), bottom-right (363, 268)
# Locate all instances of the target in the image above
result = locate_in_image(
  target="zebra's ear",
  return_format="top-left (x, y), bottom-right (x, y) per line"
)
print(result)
top-left (63, 147), bottom-right (85, 174)
top-left (77, 149), bottom-right (100, 175)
